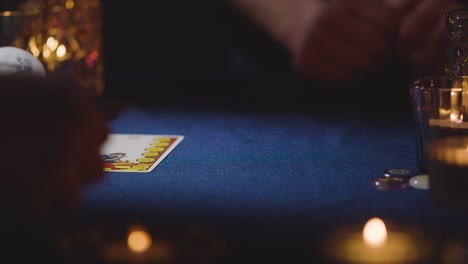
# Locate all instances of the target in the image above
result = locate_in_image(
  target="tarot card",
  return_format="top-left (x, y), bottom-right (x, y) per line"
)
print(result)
top-left (100, 134), bottom-right (184, 173)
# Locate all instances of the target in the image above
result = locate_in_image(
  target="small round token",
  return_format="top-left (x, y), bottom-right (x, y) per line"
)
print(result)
top-left (384, 168), bottom-right (417, 177)
top-left (409, 174), bottom-right (429, 190)
top-left (372, 176), bottom-right (411, 191)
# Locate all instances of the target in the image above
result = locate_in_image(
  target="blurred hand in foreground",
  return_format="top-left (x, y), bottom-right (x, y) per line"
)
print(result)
top-left (389, 0), bottom-right (463, 76)
top-left (232, 0), bottom-right (404, 84)
top-left (290, 0), bottom-right (403, 83)
top-left (0, 76), bottom-right (109, 215)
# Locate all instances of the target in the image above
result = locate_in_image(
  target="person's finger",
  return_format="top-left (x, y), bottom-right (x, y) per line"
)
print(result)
top-left (399, 0), bottom-right (455, 58)
top-left (315, 25), bottom-right (377, 73)
top-left (76, 131), bottom-right (108, 186)
top-left (411, 17), bottom-right (446, 75)
top-left (319, 2), bottom-right (393, 59)
top-left (345, 0), bottom-right (402, 35)
top-left (386, 0), bottom-right (420, 14)
top-left (293, 37), bottom-right (354, 83)
top-left (67, 94), bottom-right (109, 185)
top-left (338, 15), bottom-right (393, 57)
top-left (323, 41), bottom-right (374, 73)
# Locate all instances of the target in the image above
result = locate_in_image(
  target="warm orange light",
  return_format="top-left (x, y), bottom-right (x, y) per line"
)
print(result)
top-left (46, 37), bottom-right (59, 51)
top-left (363, 217), bottom-right (387, 247)
top-left (127, 230), bottom-right (152, 253)
top-left (42, 48), bottom-right (51, 59)
top-left (65, 0), bottom-right (75, 9)
top-left (28, 37), bottom-right (40, 57)
top-left (56, 45), bottom-right (67, 58)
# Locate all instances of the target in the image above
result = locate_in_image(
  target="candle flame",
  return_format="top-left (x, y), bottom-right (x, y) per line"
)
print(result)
top-left (28, 37), bottom-right (40, 57)
top-left (363, 217), bottom-right (387, 247)
top-left (42, 48), bottom-right (51, 59)
top-left (46, 37), bottom-right (59, 51)
top-left (56, 45), bottom-right (67, 58)
top-left (127, 229), bottom-right (152, 253)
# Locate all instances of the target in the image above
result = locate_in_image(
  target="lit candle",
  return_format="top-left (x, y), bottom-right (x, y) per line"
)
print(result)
top-left (99, 225), bottom-right (172, 263)
top-left (323, 217), bottom-right (433, 263)
top-left (449, 89), bottom-right (463, 122)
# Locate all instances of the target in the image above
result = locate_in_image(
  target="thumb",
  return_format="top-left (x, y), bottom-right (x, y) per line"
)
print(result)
top-left (386, 0), bottom-right (420, 14)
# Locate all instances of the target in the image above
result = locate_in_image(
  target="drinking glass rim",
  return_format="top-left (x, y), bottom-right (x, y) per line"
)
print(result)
top-left (410, 76), bottom-right (468, 91)
top-left (447, 8), bottom-right (468, 17)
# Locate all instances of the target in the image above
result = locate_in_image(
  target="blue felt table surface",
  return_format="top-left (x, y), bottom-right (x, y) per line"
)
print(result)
top-left (82, 106), bottom-right (468, 230)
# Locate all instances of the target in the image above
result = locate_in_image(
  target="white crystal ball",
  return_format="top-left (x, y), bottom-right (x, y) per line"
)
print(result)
top-left (0, 46), bottom-right (46, 77)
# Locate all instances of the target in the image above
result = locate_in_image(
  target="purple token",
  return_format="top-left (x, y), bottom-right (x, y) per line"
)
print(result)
top-left (372, 176), bottom-right (411, 191)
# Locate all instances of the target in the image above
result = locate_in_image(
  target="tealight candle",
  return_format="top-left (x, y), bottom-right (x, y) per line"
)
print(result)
top-left (323, 217), bottom-right (433, 264)
top-left (99, 225), bottom-right (172, 263)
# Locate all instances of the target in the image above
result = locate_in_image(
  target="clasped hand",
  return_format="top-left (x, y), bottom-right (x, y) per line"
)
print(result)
top-left (290, 0), bottom-right (462, 84)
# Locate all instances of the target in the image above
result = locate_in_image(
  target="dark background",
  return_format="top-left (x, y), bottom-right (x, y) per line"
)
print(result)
top-left (100, 1), bottom-right (292, 81)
